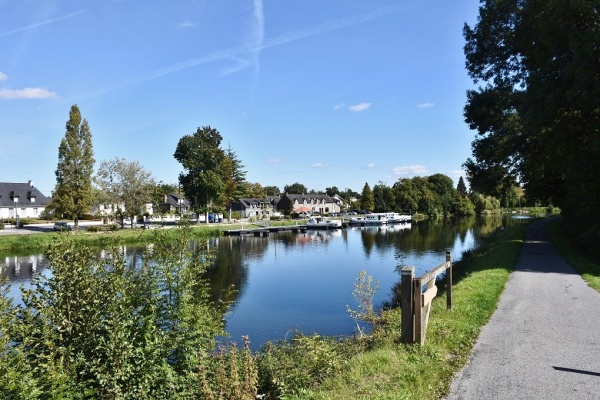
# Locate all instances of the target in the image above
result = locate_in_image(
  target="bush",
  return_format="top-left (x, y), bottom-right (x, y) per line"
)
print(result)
top-left (258, 332), bottom-right (346, 398)
top-left (1, 228), bottom-right (231, 397)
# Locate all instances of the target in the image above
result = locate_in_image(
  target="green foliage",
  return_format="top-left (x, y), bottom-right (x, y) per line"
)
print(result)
top-left (258, 332), bottom-right (346, 398)
top-left (50, 105), bottom-right (95, 227)
top-left (95, 157), bottom-right (155, 222)
top-left (457, 176), bottom-right (467, 196)
top-left (174, 126), bottom-right (226, 214)
top-left (464, 0), bottom-right (600, 249)
top-left (0, 227), bottom-right (231, 398)
top-left (359, 182), bottom-right (374, 211)
top-left (372, 181), bottom-right (395, 212)
top-left (284, 182), bottom-right (308, 194)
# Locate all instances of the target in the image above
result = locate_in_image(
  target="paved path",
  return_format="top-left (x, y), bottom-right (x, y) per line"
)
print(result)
top-left (447, 218), bottom-right (600, 400)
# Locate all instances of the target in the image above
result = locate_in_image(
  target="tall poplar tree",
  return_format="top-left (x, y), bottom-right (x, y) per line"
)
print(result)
top-left (51, 105), bottom-right (95, 229)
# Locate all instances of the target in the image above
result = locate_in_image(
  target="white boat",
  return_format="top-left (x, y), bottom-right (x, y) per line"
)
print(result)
top-left (380, 212), bottom-right (411, 223)
top-left (348, 214), bottom-right (388, 226)
top-left (306, 216), bottom-right (343, 229)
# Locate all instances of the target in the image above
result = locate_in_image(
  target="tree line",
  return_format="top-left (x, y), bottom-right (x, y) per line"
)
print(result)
top-left (462, 0), bottom-right (600, 254)
top-left (48, 105), bottom-right (518, 225)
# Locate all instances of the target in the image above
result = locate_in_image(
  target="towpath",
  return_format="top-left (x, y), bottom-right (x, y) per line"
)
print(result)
top-left (447, 218), bottom-right (600, 400)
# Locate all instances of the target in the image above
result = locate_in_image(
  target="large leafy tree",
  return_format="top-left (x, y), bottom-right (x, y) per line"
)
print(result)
top-left (464, 0), bottom-right (600, 246)
top-left (372, 181), bottom-right (395, 212)
top-left (284, 182), bottom-right (308, 194)
top-left (428, 174), bottom-right (458, 216)
top-left (51, 105), bottom-right (95, 228)
top-left (174, 126), bottom-right (226, 222)
top-left (263, 185), bottom-right (281, 196)
top-left (95, 157), bottom-right (155, 227)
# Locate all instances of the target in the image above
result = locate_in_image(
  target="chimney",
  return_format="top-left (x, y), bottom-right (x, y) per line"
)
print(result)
top-left (28, 180), bottom-right (33, 187)
top-left (164, 194), bottom-right (168, 203)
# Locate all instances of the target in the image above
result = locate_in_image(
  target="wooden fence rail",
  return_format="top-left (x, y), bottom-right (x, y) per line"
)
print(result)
top-left (401, 252), bottom-right (452, 345)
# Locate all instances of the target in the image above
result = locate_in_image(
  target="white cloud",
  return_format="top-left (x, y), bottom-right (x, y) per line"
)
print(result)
top-left (365, 163), bottom-right (377, 169)
top-left (268, 158), bottom-right (284, 164)
top-left (0, 72), bottom-right (7, 81)
top-left (179, 20), bottom-right (197, 28)
top-left (311, 163), bottom-right (328, 168)
top-left (418, 102), bottom-right (435, 108)
top-left (391, 164), bottom-right (428, 176)
top-left (447, 169), bottom-right (466, 181)
top-left (348, 102), bottom-right (371, 112)
top-left (0, 87), bottom-right (58, 100)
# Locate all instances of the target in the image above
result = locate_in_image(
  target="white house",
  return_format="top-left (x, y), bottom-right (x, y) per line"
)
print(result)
top-left (0, 181), bottom-right (51, 219)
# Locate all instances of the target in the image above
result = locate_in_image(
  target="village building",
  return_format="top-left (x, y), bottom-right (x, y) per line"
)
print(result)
top-left (0, 181), bottom-right (51, 219)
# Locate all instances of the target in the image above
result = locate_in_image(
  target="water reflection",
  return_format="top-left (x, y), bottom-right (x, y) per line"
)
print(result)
top-left (2, 216), bottom-right (525, 349)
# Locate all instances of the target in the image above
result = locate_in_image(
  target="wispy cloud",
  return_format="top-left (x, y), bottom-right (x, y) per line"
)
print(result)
top-left (0, 72), bottom-right (7, 81)
top-left (179, 20), bottom-right (197, 28)
top-left (349, 102), bottom-right (371, 112)
top-left (311, 163), bottom-right (329, 168)
top-left (82, 4), bottom-right (408, 98)
top-left (365, 163), bottom-right (377, 169)
top-left (268, 158), bottom-right (285, 164)
top-left (447, 169), bottom-right (465, 181)
top-left (0, 10), bottom-right (87, 38)
top-left (392, 165), bottom-right (428, 176)
top-left (418, 102), bottom-right (435, 108)
top-left (334, 102), bottom-right (371, 112)
top-left (0, 87), bottom-right (58, 100)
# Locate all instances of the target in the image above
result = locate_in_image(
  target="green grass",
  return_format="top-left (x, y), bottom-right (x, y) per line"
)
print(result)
top-left (0, 224), bottom-right (225, 254)
top-left (290, 221), bottom-right (529, 400)
top-left (546, 218), bottom-right (600, 292)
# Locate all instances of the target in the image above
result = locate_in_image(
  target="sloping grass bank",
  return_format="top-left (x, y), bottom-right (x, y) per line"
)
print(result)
top-left (546, 218), bottom-right (600, 292)
top-left (0, 225), bottom-right (225, 254)
top-left (293, 221), bottom-right (529, 399)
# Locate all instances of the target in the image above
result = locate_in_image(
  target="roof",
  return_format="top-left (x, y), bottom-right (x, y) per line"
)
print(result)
top-left (165, 193), bottom-right (190, 207)
top-left (237, 197), bottom-right (280, 208)
top-left (0, 182), bottom-right (51, 207)
top-left (282, 193), bottom-right (336, 203)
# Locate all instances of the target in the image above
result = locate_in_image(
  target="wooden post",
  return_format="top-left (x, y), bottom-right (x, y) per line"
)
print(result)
top-left (401, 266), bottom-right (415, 343)
top-left (414, 277), bottom-right (423, 344)
top-left (446, 251), bottom-right (452, 310)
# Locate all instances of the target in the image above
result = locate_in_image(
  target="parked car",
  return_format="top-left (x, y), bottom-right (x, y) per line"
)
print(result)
top-left (53, 221), bottom-right (73, 231)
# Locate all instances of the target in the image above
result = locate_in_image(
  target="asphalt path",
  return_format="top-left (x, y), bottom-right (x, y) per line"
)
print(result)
top-left (447, 218), bottom-right (600, 399)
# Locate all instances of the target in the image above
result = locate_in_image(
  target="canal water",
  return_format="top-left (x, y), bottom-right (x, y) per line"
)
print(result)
top-left (1, 216), bottom-right (525, 349)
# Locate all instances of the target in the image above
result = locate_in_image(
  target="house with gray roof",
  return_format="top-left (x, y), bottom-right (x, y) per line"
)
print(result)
top-left (277, 194), bottom-right (340, 215)
top-left (0, 181), bottom-right (51, 219)
top-left (232, 196), bottom-right (280, 218)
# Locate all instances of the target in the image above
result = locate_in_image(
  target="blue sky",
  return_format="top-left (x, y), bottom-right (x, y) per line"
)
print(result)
top-left (1, 0), bottom-right (480, 196)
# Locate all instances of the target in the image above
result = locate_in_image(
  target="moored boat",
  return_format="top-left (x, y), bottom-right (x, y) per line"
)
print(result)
top-left (380, 212), bottom-right (411, 223)
top-left (306, 216), bottom-right (343, 229)
top-left (347, 214), bottom-right (388, 226)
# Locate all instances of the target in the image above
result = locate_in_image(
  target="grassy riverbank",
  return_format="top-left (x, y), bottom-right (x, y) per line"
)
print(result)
top-left (289, 220), bottom-right (529, 399)
top-left (546, 218), bottom-right (600, 292)
top-left (0, 224), bottom-right (223, 254)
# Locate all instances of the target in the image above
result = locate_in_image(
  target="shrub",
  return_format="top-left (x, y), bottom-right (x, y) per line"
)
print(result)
top-left (258, 332), bottom-right (345, 398)
top-left (2, 228), bottom-right (231, 397)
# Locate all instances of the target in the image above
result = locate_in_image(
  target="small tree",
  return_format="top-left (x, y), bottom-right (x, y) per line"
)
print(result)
top-left (359, 182), bottom-right (374, 211)
top-left (95, 157), bottom-right (155, 227)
